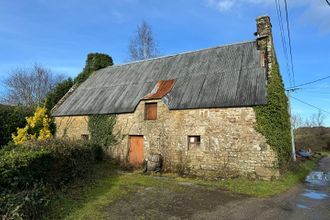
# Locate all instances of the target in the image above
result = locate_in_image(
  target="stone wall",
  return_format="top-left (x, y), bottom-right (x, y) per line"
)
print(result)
top-left (55, 116), bottom-right (89, 140)
top-left (55, 100), bottom-right (279, 180)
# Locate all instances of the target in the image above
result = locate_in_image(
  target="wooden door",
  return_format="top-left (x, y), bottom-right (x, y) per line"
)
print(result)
top-left (129, 135), bottom-right (144, 166)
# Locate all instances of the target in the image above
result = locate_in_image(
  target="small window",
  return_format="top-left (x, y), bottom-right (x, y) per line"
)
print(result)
top-left (81, 134), bottom-right (89, 141)
top-left (145, 103), bottom-right (157, 120)
top-left (188, 136), bottom-right (201, 149)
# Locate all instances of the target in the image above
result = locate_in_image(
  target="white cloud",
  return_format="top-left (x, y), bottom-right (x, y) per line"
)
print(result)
top-left (207, 0), bottom-right (234, 12)
top-left (205, 0), bottom-right (272, 12)
top-left (298, 1), bottom-right (330, 32)
top-left (205, 0), bottom-right (330, 31)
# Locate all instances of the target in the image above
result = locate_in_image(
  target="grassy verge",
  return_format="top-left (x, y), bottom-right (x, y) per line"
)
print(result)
top-left (320, 151), bottom-right (330, 156)
top-left (175, 157), bottom-right (318, 197)
top-left (46, 157), bottom-right (320, 219)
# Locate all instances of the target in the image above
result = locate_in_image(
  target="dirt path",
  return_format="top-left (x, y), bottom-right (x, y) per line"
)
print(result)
top-left (103, 157), bottom-right (330, 220)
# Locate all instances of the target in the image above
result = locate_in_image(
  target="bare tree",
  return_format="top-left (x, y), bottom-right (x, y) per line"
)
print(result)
top-left (303, 110), bottom-right (326, 127)
top-left (292, 113), bottom-right (303, 131)
top-left (128, 21), bottom-right (160, 61)
top-left (304, 117), bottom-right (312, 127)
top-left (311, 110), bottom-right (326, 127)
top-left (2, 64), bottom-right (64, 106)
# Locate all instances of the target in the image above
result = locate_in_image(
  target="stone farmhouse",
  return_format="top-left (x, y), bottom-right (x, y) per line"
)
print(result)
top-left (52, 16), bottom-right (285, 180)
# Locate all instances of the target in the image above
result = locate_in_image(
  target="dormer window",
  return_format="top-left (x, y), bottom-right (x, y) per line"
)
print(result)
top-left (145, 103), bottom-right (157, 120)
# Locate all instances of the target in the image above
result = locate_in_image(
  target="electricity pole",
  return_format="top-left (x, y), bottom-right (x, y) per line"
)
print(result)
top-left (287, 89), bottom-right (298, 161)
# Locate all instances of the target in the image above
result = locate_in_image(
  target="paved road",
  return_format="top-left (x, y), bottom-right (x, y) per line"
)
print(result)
top-left (104, 157), bottom-right (330, 220)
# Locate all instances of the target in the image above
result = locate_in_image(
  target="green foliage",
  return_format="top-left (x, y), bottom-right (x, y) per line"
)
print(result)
top-left (0, 139), bottom-right (98, 219)
top-left (12, 106), bottom-right (52, 144)
top-left (44, 77), bottom-right (74, 111)
top-left (43, 53), bottom-right (112, 116)
top-left (75, 53), bottom-right (113, 84)
top-left (88, 115), bottom-right (118, 148)
top-left (295, 127), bottom-right (330, 151)
top-left (0, 148), bottom-right (51, 190)
top-left (1, 183), bottom-right (49, 220)
top-left (0, 105), bottom-right (33, 147)
top-left (254, 61), bottom-right (292, 168)
top-left (87, 142), bottom-right (105, 161)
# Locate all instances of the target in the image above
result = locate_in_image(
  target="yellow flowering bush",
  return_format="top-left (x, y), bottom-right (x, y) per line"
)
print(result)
top-left (12, 106), bottom-right (52, 144)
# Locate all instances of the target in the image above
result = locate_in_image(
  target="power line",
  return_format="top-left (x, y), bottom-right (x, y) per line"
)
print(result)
top-left (283, 0), bottom-right (296, 87)
top-left (326, 0), bottom-right (330, 6)
top-left (274, 0), bottom-right (293, 87)
top-left (287, 75), bottom-right (330, 90)
top-left (299, 91), bottom-right (330, 95)
top-left (275, 0), bottom-right (297, 161)
top-left (291, 96), bottom-right (330, 115)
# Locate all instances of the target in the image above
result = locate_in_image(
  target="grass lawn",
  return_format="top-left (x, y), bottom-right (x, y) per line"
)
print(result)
top-left (46, 162), bottom-right (184, 220)
top-left (46, 155), bottom-right (322, 219)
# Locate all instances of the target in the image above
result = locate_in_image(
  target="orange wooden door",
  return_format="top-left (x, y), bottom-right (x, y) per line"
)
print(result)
top-left (129, 136), bottom-right (144, 166)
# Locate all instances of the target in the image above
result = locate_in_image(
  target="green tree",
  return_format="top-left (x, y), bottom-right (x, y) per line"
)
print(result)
top-left (43, 53), bottom-right (113, 135)
top-left (44, 53), bottom-right (113, 112)
top-left (44, 77), bottom-right (74, 111)
top-left (75, 53), bottom-right (113, 84)
top-left (0, 105), bottom-right (33, 147)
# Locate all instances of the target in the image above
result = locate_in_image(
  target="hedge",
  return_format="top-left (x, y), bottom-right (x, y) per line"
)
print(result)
top-left (0, 139), bottom-right (101, 219)
top-left (0, 105), bottom-right (33, 147)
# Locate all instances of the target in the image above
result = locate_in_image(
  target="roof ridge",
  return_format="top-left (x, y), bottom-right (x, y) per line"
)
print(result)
top-left (106, 39), bottom-right (257, 69)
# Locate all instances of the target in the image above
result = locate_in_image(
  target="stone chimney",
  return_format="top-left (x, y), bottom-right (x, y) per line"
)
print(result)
top-left (256, 15), bottom-right (274, 79)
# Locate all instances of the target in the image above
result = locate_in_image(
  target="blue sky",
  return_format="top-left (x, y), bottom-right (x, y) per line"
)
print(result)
top-left (0, 0), bottom-right (329, 125)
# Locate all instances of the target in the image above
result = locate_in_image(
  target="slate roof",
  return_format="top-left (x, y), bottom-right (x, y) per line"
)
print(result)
top-left (52, 40), bottom-right (267, 116)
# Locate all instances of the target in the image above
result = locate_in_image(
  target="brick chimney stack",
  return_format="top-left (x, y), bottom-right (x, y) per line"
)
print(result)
top-left (256, 15), bottom-right (274, 79)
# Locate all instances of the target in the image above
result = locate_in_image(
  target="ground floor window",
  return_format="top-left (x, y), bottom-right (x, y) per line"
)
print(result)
top-left (188, 135), bottom-right (201, 149)
top-left (81, 134), bottom-right (89, 140)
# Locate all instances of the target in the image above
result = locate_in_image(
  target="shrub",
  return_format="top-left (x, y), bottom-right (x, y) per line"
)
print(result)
top-left (295, 127), bottom-right (330, 151)
top-left (0, 148), bottom-right (51, 191)
top-left (88, 143), bottom-right (104, 161)
top-left (0, 105), bottom-right (33, 148)
top-left (0, 139), bottom-right (97, 219)
top-left (20, 139), bottom-right (94, 186)
top-left (12, 106), bottom-right (52, 144)
top-left (0, 183), bottom-right (49, 220)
